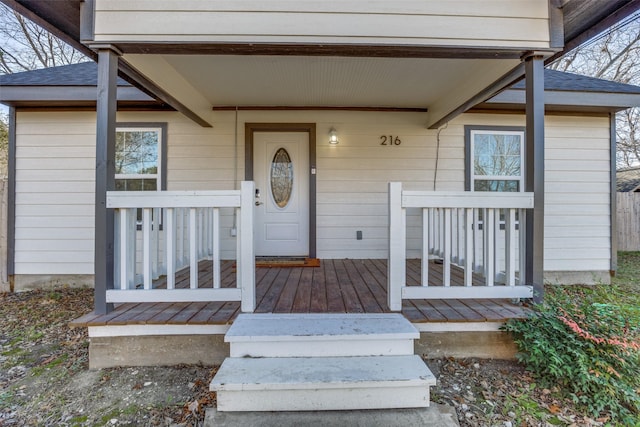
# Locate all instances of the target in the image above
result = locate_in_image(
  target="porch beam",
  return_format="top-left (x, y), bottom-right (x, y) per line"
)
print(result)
top-left (94, 47), bottom-right (119, 315)
top-left (524, 55), bottom-right (545, 303)
top-left (115, 55), bottom-right (212, 128)
top-left (427, 62), bottom-right (524, 129)
top-left (106, 43), bottom-right (544, 59)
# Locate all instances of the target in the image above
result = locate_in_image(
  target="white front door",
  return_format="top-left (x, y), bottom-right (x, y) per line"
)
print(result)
top-left (253, 132), bottom-right (309, 257)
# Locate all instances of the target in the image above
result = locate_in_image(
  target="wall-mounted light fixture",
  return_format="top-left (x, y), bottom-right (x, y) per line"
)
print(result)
top-left (329, 128), bottom-right (339, 145)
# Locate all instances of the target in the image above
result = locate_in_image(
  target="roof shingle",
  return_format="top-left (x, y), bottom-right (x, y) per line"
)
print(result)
top-left (0, 62), bottom-right (130, 86)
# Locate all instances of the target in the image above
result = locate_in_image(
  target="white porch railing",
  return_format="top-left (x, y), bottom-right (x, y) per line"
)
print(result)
top-left (105, 181), bottom-right (255, 312)
top-left (388, 182), bottom-right (534, 311)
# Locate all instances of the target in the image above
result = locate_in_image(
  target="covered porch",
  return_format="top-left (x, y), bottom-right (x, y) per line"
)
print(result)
top-left (83, 3), bottom-right (551, 317)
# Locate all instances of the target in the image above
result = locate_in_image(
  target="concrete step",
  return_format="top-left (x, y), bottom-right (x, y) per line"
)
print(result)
top-left (226, 313), bottom-right (419, 357)
top-left (204, 404), bottom-right (460, 427)
top-left (210, 355), bottom-right (436, 412)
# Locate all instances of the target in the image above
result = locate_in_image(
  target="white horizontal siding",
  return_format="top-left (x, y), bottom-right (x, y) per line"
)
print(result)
top-left (14, 110), bottom-right (611, 282)
top-left (14, 112), bottom-right (97, 275)
top-left (93, 0), bottom-right (549, 48)
top-left (544, 115), bottom-right (611, 273)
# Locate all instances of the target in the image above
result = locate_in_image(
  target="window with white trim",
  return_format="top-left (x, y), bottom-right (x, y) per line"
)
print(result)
top-left (115, 125), bottom-right (165, 192)
top-left (466, 127), bottom-right (524, 192)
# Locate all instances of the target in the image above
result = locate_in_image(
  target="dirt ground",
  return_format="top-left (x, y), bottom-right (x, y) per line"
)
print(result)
top-left (0, 289), bottom-right (613, 426)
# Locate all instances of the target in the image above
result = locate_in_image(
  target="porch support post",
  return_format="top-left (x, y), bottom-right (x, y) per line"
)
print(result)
top-left (239, 181), bottom-right (256, 312)
top-left (94, 47), bottom-right (121, 314)
top-left (524, 55), bottom-right (545, 303)
top-left (6, 107), bottom-right (16, 289)
top-left (609, 112), bottom-right (617, 274)
top-left (388, 182), bottom-right (405, 311)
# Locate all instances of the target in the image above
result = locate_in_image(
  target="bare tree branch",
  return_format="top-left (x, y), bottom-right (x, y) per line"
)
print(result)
top-left (550, 13), bottom-right (640, 168)
top-left (0, 4), bottom-right (86, 74)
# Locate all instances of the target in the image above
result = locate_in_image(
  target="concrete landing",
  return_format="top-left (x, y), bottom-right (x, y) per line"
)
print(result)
top-left (226, 313), bottom-right (418, 357)
top-left (204, 404), bottom-right (460, 427)
top-left (226, 313), bottom-right (419, 341)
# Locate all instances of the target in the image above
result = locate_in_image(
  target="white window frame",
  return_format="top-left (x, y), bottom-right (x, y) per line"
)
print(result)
top-left (115, 125), bottom-right (164, 192)
top-left (469, 129), bottom-right (525, 193)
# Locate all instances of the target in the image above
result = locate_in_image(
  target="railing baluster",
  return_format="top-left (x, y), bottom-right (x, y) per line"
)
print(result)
top-left (494, 207), bottom-right (500, 283)
top-left (485, 209), bottom-right (495, 286)
top-left (198, 208), bottom-right (204, 259)
top-left (213, 208), bottom-right (221, 289)
top-left (190, 207), bottom-right (198, 289)
top-left (519, 208), bottom-right (527, 285)
top-left (204, 209), bottom-right (214, 258)
top-left (175, 208), bottom-right (183, 270)
top-left (128, 208), bottom-right (137, 288)
top-left (209, 208), bottom-right (214, 257)
top-left (464, 208), bottom-right (473, 286)
top-left (182, 208), bottom-right (188, 269)
top-left (142, 208), bottom-right (152, 290)
top-left (166, 208), bottom-right (176, 289)
top-left (505, 208), bottom-right (516, 286)
top-left (473, 209), bottom-right (481, 273)
top-left (421, 208), bottom-right (429, 287)
top-left (119, 209), bottom-right (128, 290)
top-left (443, 207), bottom-right (451, 286)
top-left (454, 208), bottom-right (460, 265)
top-left (428, 208), bottom-right (436, 255)
top-left (438, 208), bottom-right (444, 258)
top-left (151, 207), bottom-right (160, 279)
top-left (114, 209), bottom-right (121, 289)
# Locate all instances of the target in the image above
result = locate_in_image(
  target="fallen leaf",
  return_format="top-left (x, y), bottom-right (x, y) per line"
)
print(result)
top-left (549, 404), bottom-right (561, 414)
top-left (188, 400), bottom-right (199, 414)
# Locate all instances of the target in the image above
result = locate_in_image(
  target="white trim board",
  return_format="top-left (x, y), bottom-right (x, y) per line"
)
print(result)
top-left (88, 324), bottom-right (231, 337)
top-left (87, 320), bottom-right (504, 337)
top-left (413, 321), bottom-right (505, 332)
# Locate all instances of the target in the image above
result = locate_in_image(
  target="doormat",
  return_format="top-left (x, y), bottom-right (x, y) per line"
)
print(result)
top-left (255, 257), bottom-right (321, 268)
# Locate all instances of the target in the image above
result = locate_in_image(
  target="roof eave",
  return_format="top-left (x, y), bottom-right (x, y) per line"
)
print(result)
top-left (0, 85), bottom-right (159, 107)
top-left (485, 88), bottom-right (640, 110)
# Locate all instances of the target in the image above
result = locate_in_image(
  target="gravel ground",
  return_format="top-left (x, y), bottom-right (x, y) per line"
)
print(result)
top-left (0, 289), bottom-right (611, 426)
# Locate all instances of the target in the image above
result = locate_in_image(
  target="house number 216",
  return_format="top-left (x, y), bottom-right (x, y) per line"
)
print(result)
top-left (380, 135), bottom-right (401, 146)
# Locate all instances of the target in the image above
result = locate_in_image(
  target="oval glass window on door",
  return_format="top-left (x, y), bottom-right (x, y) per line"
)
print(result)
top-left (270, 148), bottom-right (293, 208)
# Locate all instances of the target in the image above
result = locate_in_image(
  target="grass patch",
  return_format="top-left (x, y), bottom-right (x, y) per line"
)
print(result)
top-left (69, 415), bottom-right (88, 425)
top-left (503, 388), bottom-right (547, 421)
top-left (98, 404), bottom-right (141, 425)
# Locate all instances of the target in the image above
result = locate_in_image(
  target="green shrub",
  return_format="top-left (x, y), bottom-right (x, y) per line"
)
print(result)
top-left (503, 289), bottom-right (640, 424)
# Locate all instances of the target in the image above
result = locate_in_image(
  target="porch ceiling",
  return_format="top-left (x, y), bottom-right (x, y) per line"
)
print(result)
top-left (123, 54), bottom-right (520, 126)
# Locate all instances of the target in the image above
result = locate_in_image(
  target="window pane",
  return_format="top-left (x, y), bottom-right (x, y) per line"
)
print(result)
top-left (474, 133), bottom-right (521, 177)
top-left (270, 148), bottom-right (293, 208)
top-left (142, 179), bottom-right (157, 191)
top-left (474, 180), bottom-right (520, 192)
top-left (114, 178), bottom-right (158, 191)
top-left (115, 130), bottom-right (159, 175)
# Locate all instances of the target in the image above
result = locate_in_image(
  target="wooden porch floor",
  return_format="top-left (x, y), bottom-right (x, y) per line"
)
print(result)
top-left (72, 259), bottom-right (530, 327)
